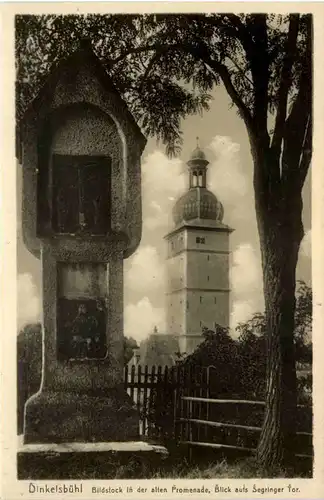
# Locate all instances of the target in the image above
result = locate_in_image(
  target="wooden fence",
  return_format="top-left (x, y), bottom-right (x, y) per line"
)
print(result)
top-left (124, 364), bottom-right (313, 461)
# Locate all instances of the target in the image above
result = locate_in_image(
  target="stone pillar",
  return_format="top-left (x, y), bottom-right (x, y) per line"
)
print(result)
top-left (19, 43), bottom-right (147, 446)
top-left (24, 244), bottom-right (138, 444)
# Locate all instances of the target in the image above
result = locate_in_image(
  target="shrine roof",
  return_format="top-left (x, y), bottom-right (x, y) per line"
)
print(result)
top-left (16, 39), bottom-right (146, 161)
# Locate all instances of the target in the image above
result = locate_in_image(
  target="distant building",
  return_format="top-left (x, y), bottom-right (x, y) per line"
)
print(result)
top-left (131, 327), bottom-right (179, 368)
top-left (165, 142), bottom-right (233, 355)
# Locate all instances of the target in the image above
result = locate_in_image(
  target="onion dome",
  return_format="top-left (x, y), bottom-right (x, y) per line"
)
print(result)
top-left (172, 139), bottom-right (224, 226)
top-left (173, 187), bottom-right (224, 225)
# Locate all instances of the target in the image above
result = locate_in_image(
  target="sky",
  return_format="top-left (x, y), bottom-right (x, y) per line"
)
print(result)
top-left (17, 85), bottom-right (312, 341)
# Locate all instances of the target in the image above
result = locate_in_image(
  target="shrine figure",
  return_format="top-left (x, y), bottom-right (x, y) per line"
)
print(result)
top-left (89, 300), bottom-right (107, 359)
top-left (69, 303), bottom-right (98, 358)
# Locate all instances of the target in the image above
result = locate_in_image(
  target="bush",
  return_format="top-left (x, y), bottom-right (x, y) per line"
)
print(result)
top-left (146, 281), bottom-right (312, 449)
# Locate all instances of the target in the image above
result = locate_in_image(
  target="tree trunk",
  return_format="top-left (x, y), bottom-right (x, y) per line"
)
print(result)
top-left (255, 159), bottom-right (304, 472)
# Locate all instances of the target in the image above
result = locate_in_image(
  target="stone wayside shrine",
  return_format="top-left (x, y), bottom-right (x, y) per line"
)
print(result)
top-left (17, 41), bottom-right (167, 477)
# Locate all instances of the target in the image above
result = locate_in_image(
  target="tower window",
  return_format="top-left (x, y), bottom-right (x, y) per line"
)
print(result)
top-left (214, 297), bottom-right (217, 304)
top-left (186, 300), bottom-right (189, 310)
top-left (207, 255), bottom-right (210, 261)
top-left (200, 296), bottom-right (203, 303)
top-left (196, 237), bottom-right (205, 244)
top-left (207, 275), bottom-right (210, 281)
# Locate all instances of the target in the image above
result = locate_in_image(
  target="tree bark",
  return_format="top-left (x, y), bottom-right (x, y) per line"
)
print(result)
top-left (254, 149), bottom-right (304, 472)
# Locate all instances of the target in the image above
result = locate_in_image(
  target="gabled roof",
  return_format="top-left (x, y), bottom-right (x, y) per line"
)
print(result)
top-left (16, 39), bottom-right (146, 160)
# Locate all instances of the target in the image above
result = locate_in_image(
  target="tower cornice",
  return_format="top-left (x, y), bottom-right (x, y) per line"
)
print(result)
top-left (164, 220), bottom-right (234, 239)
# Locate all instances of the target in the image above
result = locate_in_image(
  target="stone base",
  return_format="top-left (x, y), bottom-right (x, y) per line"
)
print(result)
top-left (24, 389), bottom-right (139, 443)
top-left (17, 439), bottom-right (169, 479)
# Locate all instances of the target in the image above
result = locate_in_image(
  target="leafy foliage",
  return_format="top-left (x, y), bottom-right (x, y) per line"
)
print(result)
top-left (177, 282), bottom-right (311, 401)
top-left (16, 13), bottom-right (311, 158)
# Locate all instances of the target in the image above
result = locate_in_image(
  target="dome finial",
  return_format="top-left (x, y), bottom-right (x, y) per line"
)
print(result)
top-left (196, 136), bottom-right (200, 148)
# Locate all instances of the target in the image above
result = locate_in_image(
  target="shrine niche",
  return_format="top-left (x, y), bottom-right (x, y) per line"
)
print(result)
top-left (52, 155), bottom-right (111, 236)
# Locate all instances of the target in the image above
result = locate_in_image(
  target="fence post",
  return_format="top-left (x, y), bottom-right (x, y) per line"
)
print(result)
top-left (136, 364), bottom-right (142, 435)
top-left (124, 364), bottom-right (128, 391)
top-left (143, 364), bottom-right (149, 437)
top-left (174, 364), bottom-right (181, 443)
top-left (130, 364), bottom-right (135, 403)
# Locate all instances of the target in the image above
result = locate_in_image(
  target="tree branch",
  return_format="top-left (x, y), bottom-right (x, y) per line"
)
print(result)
top-left (110, 38), bottom-right (256, 137)
top-left (247, 15), bottom-right (270, 139)
top-left (271, 14), bottom-right (300, 160)
top-left (138, 52), bottom-right (161, 93)
top-left (212, 61), bottom-right (255, 132)
top-left (226, 55), bottom-right (253, 86)
top-left (223, 14), bottom-right (255, 58)
top-left (298, 113), bottom-right (312, 187)
top-left (110, 42), bottom-right (180, 65)
top-left (281, 14), bottom-right (312, 186)
top-left (186, 41), bottom-right (256, 134)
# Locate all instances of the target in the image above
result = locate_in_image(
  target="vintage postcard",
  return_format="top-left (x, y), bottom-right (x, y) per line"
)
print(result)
top-left (1, 2), bottom-right (324, 499)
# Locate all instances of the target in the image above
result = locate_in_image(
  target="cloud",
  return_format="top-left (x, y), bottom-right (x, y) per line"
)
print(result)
top-left (230, 301), bottom-right (257, 332)
top-left (17, 273), bottom-right (41, 331)
top-left (141, 151), bottom-right (186, 232)
top-left (124, 297), bottom-right (166, 342)
top-left (124, 245), bottom-right (165, 295)
top-left (230, 242), bottom-right (264, 331)
top-left (300, 229), bottom-right (311, 258)
top-left (230, 243), bottom-right (262, 296)
top-left (208, 136), bottom-right (253, 226)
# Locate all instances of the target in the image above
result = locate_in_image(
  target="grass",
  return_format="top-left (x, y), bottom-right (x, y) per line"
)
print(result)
top-left (18, 453), bottom-right (312, 480)
top-left (18, 442), bottom-right (312, 480)
top-left (129, 456), bottom-right (310, 479)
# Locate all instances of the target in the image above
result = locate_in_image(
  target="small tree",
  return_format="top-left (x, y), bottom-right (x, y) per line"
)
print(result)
top-left (124, 336), bottom-right (139, 365)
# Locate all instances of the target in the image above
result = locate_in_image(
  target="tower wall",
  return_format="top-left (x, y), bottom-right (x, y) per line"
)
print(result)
top-left (166, 290), bottom-right (187, 336)
top-left (186, 250), bottom-right (229, 291)
top-left (165, 242), bottom-right (187, 337)
top-left (165, 227), bottom-right (231, 353)
top-left (185, 290), bottom-right (230, 334)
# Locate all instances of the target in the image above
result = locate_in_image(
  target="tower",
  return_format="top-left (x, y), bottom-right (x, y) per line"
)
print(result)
top-left (165, 141), bottom-right (233, 355)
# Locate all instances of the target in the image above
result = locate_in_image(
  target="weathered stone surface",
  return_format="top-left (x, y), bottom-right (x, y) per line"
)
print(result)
top-left (19, 45), bottom-right (146, 260)
top-left (24, 388), bottom-right (139, 444)
top-left (18, 44), bottom-right (146, 447)
top-left (17, 442), bottom-right (169, 480)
